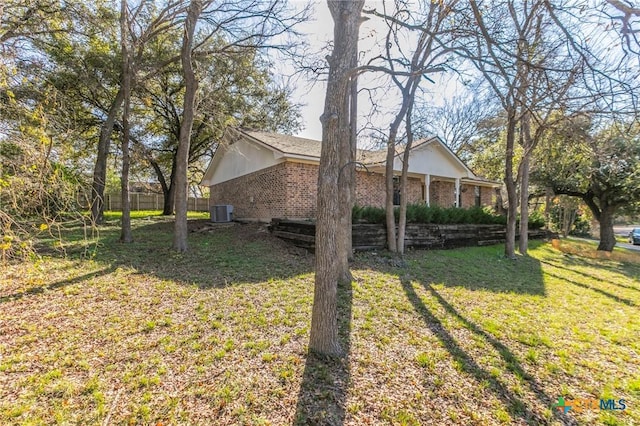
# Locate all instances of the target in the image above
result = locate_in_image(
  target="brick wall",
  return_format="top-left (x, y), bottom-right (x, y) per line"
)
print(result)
top-left (355, 172), bottom-right (423, 207)
top-left (211, 160), bottom-right (482, 220)
top-left (455, 184), bottom-right (497, 209)
top-left (406, 178), bottom-right (423, 204)
top-left (355, 171), bottom-right (385, 207)
top-left (430, 180), bottom-right (456, 207)
top-left (209, 163), bottom-right (287, 220)
top-left (284, 162), bottom-right (318, 218)
top-left (481, 186), bottom-right (494, 208)
top-left (460, 184), bottom-right (475, 208)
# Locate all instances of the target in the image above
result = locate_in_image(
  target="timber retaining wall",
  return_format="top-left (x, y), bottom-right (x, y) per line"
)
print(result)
top-left (269, 219), bottom-right (550, 251)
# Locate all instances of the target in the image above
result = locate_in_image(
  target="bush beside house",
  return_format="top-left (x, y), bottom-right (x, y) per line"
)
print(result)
top-left (352, 204), bottom-right (546, 229)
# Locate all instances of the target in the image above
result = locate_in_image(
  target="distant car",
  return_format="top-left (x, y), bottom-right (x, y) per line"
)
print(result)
top-left (629, 228), bottom-right (640, 245)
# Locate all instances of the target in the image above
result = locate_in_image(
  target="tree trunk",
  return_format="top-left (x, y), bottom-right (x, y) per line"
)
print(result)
top-left (163, 179), bottom-right (176, 215)
top-left (129, 134), bottom-right (172, 215)
top-left (163, 155), bottom-right (178, 215)
top-left (504, 112), bottom-right (517, 259)
top-left (518, 153), bottom-right (530, 255)
top-left (148, 156), bottom-right (172, 215)
top-left (336, 43), bottom-right (359, 283)
top-left (518, 110), bottom-right (533, 255)
top-left (597, 205), bottom-right (616, 252)
top-left (173, 0), bottom-right (202, 252)
top-left (91, 87), bottom-right (124, 224)
top-left (397, 100), bottom-right (417, 255)
top-left (544, 188), bottom-right (552, 230)
top-left (494, 187), bottom-right (506, 215)
top-left (383, 97), bottom-right (414, 253)
top-left (384, 134), bottom-right (397, 252)
top-left (397, 154), bottom-right (409, 255)
top-left (562, 205), bottom-right (571, 237)
top-left (310, 0), bottom-right (363, 356)
top-left (119, 0), bottom-right (132, 243)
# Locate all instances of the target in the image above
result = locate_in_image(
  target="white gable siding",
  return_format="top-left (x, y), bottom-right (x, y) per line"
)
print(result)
top-left (394, 143), bottom-right (469, 178)
top-left (208, 137), bottom-right (282, 185)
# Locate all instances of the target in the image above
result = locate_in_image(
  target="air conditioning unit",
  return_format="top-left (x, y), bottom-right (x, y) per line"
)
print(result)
top-left (210, 205), bottom-right (234, 223)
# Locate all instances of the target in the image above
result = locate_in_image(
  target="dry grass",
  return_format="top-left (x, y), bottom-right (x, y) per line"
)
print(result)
top-left (1, 217), bottom-right (639, 425)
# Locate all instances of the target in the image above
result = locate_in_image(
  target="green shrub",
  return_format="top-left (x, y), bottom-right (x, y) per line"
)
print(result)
top-left (352, 205), bottom-right (386, 224)
top-left (569, 214), bottom-right (591, 236)
top-left (352, 205), bottom-right (363, 222)
top-left (431, 205), bottom-right (446, 224)
top-left (405, 204), bottom-right (419, 223)
top-left (446, 207), bottom-right (468, 224)
top-left (527, 211), bottom-right (546, 229)
top-left (356, 204), bottom-right (508, 225)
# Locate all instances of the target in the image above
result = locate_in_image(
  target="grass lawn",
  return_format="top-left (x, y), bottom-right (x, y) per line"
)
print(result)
top-left (1, 216), bottom-right (639, 425)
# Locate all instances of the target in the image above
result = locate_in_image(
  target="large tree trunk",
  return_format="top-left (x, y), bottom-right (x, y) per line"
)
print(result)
top-left (597, 205), bottom-right (616, 252)
top-left (163, 179), bottom-right (176, 215)
top-left (173, 0), bottom-right (202, 252)
top-left (130, 135), bottom-right (172, 215)
top-left (119, 0), bottom-right (132, 243)
top-left (91, 87), bottom-right (124, 224)
top-left (310, 0), bottom-right (363, 356)
top-left (148, 156), bottom-right (172, 215)
top-left (162, 155), bottom-right (178, 215)
top-left (579, 194), bottom-right (617, 252)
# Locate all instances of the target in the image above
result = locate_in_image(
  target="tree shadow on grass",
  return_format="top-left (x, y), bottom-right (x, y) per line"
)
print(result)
top-left (400, 277), bottom-right (574, 425)
top-left (548, 242), bottom-right (640, 280)
top-left (293, 279), bottom-right (353, 426)
top-left (539, 259), bottom-right (640, 294)
top-left (49, 220), bottom-right (315, 289)
top-left (0, 266), bottom-right (116, 304)
top-left (545, 271), bottom-right (637, 307)
top-left (416, 280), bottom-right (572, 423)
top-left (405, 246), bottom-right (547, 295)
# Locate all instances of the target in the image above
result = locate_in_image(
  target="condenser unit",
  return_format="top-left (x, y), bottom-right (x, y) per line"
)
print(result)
top-left (210, 205), bottom-right (234, 223)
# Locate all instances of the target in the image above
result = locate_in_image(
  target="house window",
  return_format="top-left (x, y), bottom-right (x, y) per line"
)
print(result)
top-left (393, 176), bottom-right (400, 205)
top-left (475, 186), bottom-right (481, 207)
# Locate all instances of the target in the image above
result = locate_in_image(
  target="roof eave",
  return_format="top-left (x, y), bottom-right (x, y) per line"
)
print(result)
top-left (460, 177), bottom-right (502, 187)
top-left (282, 153), bottom-right (320, 162)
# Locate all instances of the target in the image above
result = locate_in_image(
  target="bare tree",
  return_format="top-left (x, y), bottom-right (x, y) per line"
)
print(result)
top-left (310, 0), bottom-right (363, 356)
top-left (450, 0), bottom-right (583, 258)
top-left (364, 1), bottom-right (456, 254)
top-left (414, 92), bottom-right (492, 156)
top-left (604, 0), bottom-right (640, 59)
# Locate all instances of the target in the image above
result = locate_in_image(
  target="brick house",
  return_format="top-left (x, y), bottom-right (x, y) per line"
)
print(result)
top-left (201, 127), bottom-right (500, 221)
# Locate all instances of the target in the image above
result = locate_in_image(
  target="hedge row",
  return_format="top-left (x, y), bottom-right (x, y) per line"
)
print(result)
top-left (352, 204), bottom-right (545, 229)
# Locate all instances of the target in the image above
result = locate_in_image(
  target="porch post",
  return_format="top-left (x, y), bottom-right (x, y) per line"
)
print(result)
top-left (425, 174), bottom-right (430, 206)
top-left (455, 178), bottom-right (460, 207)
